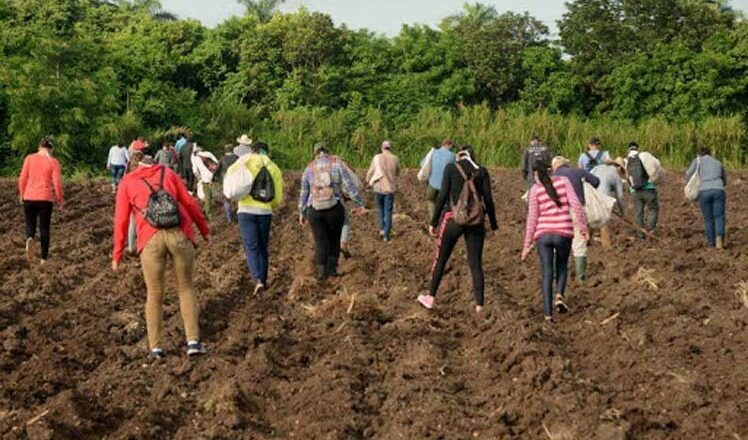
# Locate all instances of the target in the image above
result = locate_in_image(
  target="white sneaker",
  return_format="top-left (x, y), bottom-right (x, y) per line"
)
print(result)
top-left (253, 282), bottom-right (265, 296)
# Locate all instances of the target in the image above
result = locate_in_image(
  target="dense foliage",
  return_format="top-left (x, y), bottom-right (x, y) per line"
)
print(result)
top-left (0, 0), bottom-right (746, 172)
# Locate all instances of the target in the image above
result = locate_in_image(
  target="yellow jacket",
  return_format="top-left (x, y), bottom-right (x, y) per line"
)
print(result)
top-left (236, 153), bottom-right (284, 214)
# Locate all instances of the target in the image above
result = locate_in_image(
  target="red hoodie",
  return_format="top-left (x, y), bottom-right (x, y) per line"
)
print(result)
top-left (113, 164), bottom-right (209, 262)
top-left (18, 152), bottom-right (64, 205)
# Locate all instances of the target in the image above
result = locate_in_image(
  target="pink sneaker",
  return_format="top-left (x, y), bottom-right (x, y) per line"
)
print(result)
top-left (417, 294), bottom-right (434, 310)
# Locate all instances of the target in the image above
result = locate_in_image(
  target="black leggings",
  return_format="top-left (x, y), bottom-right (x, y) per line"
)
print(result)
top-left (307, 202), bottom-right (346, 274)
top-left (430, 215), bottom-right (486, 306)
top-left (24, 201), bottom-right (54, 259)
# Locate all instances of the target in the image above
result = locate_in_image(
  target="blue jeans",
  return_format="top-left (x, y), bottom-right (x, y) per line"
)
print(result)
top-left (698, 189), bottom-right (726, 247)
top-left (110, 165), bottom-right (126, 186)
top-left (238, 213), bottom-right (272, 284)
top-left (536, 234), bottom-right (572, 317)
top-left (376, 193), bottom-right (394, 240)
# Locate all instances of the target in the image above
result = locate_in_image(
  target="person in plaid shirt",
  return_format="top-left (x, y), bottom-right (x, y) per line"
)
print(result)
top-left (299, 143), bottom-right (367, 280)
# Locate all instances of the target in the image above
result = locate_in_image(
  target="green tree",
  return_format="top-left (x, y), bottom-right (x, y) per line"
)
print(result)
top-left (237, 0), bottom-right (285, 23)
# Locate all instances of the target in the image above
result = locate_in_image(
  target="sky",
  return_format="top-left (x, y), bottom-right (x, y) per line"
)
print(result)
top-left (160, 0), bottom-right (748, 36)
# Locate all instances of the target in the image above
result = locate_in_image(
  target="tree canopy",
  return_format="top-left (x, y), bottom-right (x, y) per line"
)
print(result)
top-left (0, 0), bottom-right (746, 171)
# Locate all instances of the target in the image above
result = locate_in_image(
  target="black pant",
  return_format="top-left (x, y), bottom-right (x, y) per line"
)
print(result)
top-left (430, 216), bottom-right (486, 306)
top-left (24, 201), bottom-right (54, 259)
top-left (307, 202), bottom-right (346, 276)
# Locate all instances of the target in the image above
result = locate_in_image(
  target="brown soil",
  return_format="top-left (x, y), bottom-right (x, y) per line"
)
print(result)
top-left (1, 170), bottom-right (747, 440)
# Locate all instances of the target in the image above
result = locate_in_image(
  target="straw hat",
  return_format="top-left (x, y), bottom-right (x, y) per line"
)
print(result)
top-left (236, 134), bottom-right (253, 146)
top-left (551, 156), bottom-right (570, 170)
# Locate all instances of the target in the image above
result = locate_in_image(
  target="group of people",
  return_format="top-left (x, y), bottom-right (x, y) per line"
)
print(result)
top-left (17, 132), bottom-right (728, 358)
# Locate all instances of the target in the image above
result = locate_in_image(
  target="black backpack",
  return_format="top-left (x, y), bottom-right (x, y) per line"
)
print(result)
top-left (627, 155), bottom-right (650, 190)
top-left (250, 164), bottom-right (275, 203)
top-left (140, 167), bottom-right (181, 229)
top-left (584, 151), bottom-right (604, 171)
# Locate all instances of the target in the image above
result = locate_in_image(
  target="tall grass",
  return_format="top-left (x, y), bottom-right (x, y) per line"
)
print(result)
top-left (234, 105), bottom-right (745, 169)
top-left (4, 104), bottom-right (744, 175)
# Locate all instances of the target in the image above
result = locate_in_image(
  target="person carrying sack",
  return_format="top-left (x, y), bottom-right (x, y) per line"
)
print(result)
top-left (112, 157), bottom-right (211, 360)
top-left (685, 147), bottom-right (727, 249)
top-left (522, 161), bottom-right (589, 322)
top-left (625, 142), bottom-right (662, 239)
top-left (298, 143), bottom-right (367, 280)
top-left (418, 139), bottom-right (455, 223)
top-left (366, 140), bottom-right (400, 242)
top-left (233, 141), bottom-right (284, 294)
top-left (417, 146), bottom-right (498, 313)
top-left (551, 156), bottom-right (599, 282)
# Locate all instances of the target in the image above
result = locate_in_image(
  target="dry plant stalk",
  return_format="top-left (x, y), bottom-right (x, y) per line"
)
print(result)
top-left (634, 267), bottom-right (659, 291)
top-left (736, 281), bottom-right (748, 309)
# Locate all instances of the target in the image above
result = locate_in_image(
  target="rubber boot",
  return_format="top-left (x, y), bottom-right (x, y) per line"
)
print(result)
top-left (716, 236), bottom-right (725, 250)
top-left (575, 257), bottom-right (587, 282)
top-left (326, 258), bottom-right (340, 278)
top-left (315, 265), bottom-right (327, 281)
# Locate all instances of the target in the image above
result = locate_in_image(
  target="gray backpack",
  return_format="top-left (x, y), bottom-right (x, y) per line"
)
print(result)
top-left (140, 167), bottom-right (181, 229)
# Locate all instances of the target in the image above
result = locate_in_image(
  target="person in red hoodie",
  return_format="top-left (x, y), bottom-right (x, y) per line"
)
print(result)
top-left (112, 151), bottom-right (211, 360)
top-left (18, 136), bottom-right (64, 264)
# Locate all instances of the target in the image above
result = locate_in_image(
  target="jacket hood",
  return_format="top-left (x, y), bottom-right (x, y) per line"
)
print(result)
top-left (128, 164), bottom-right (164, 179)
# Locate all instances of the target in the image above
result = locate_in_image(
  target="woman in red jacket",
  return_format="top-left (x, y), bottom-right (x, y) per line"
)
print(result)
top-left (18, 136), bottom-right (64, 264)
top-left (112, 152), bottom-right (212, 359)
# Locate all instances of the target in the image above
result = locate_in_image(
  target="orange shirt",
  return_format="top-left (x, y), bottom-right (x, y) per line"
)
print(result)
top-left (18, 152), bottom-right (64, 206)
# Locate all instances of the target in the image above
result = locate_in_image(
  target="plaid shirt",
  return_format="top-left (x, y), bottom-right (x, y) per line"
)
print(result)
top-left (298, 155), bottom-right (364, 215)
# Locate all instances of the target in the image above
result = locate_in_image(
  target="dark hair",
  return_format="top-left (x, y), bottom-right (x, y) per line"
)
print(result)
top-left (39, 136), bottom-right (55, 149)
top-left (251, 141), bottom-right (269, 153)
top-left (531, 135), bottom-right (541, 142)
top-left (459, 144), bottom-right (479, 165)
top-left (628, 141), bottom-right (639, 150)
top-left (533, 160), bottom-right (561, 208)
top-left (698, 146), bottom-right (711, 156)
top-left (588, 137), bottom-right (601, 146)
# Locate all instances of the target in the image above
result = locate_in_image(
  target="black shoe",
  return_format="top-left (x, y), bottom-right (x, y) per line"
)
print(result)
top-left (341, 249), bottom-right (352, 259)
top-left (187, 342), bottom-right (208, 357)
top-left (554, 295), bottom-right (569, 314)
top-left (148, 348), bottom-right (165, 360)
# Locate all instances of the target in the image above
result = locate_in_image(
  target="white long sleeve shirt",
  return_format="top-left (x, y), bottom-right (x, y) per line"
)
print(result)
top-left (107, 145), bottom-right (129, 167)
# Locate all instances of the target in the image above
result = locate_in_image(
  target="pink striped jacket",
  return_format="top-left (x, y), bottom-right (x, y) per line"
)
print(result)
top-left (524, 176), bottom-right (588, 250)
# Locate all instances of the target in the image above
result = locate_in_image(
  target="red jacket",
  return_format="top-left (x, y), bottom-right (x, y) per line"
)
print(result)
top-left (18, 152), bottom-right (64, 205)
top-left (113, 164), bottom-right (209, 262)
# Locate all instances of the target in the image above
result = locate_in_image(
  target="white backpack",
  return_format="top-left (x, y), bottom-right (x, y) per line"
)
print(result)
top-left (223, 156), bottom-right (253, 201)
top-left (417, 148), bottom-right (434, 182)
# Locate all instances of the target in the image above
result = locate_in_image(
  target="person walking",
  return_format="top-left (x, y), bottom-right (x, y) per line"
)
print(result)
top-left (18, 136), bottom-right (64, 264)
top-left (112, 155), bottom-right (211, 359)
top-left (419, 139), bottom-right (455, 222)
top-left (338, 156), bottom-right (362, 259)
top-left (179, 136), bottom-right (195, 192)
top-left (552, 156), bottom-right (599, 282)
top-left (154, 142), bottom-right (178, 170)
top-left (522, 161), bottom-right (589, 322)
top-left (107, 141), bottom-right (129, 193)
top-left (685, 147), bottom-right (727, 248)
top-left (219, 144), bottom-right (240, 223)
top-left (366, 140), bottom-right (400, 241)
top-left (233, 141), bottom-right (284, 294)
top-left (298, 143), bottom-right (366, 280)
top-left (577, 137), bottom-right (611, 172)
top-left (591, 162), bottom-right (626, 247)
top-left (191, 146), bottom-right (219, 220)
top-left (417, 146), bottom-right (498, 313)
top-left (520, 136), bottom-right (555, 190)
top-left (625, 142), bottom-right (662, 239)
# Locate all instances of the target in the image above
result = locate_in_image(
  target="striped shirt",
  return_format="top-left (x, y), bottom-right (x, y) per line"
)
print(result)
top-left (524, 176), bottom-right (588, 250)
top-left (298, 155), bottom-right (364, 214)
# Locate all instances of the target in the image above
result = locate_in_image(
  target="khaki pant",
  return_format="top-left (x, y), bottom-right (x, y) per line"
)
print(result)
top-left (570, 209), bottom-right (588, 258)
top-left (140, 229), bottom-right (199, 349)
top-left (599, 225), bottom-right (612, 247)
